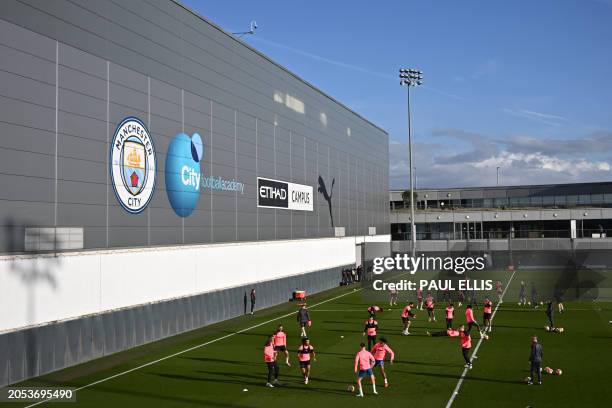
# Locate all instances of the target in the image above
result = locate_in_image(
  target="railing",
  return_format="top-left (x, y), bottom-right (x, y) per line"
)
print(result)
top-left (391, 228), bottom-right (612, 241)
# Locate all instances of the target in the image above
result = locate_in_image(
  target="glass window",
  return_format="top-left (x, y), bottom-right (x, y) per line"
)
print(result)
top-left (555, 195), bottom-right (567, 206)
top-left (578, 194), bottom-right (591, 205)
top-left (542, 195), bottom-right (554, 206)
top-left (509, 197), bottom-right (520, 207)
top-left (566, 195), bottom-right (579, 206)
top-left (518, 196), bottom-right (531, 206)
top-left (483, 198), bottom-right (493, 208)
top-left (530, 196), bottom-right (543, 206)
top-left (592, 194), bottom-right (604, 205)
top-left (494, 197), bottom-right (507, 207)
top-left (604, 194), bottom-right (612, 204)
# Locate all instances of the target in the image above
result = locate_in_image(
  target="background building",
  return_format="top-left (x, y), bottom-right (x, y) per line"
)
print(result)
top-left (0, 0), bottom-right (389, 385)
top-left (390, 182), bottom-right (612, 269)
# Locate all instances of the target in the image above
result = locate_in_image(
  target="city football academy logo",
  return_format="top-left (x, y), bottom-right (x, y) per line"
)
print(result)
top-left (110, 117), bottom-right (156, 213)
top-left (165, 132), bottom-right (203, 217)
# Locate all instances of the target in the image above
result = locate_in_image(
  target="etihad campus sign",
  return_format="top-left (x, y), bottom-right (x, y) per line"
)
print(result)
top-left (110, 117), bottom-right (156, 213)
top-left (257, 177), bottom-right (313, 211)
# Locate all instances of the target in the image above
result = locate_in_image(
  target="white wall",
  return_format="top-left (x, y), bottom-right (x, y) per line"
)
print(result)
top-left (0, 236), bottom-right (389, 333)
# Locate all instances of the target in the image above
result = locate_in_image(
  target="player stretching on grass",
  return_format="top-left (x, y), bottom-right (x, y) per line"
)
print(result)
top-left (445, 302), bottom-right (455, 329)
top-left (465, 304), bottom-right (484, 337)
top-left (483, 298), bottom-right (493, 333)
top-left (401, 302), bottom-right (416, 335)
top-left (368, 305), bottom-right (383, 317)
top-left (425, 293), bottom-right (436, 322)
top-left (363, 316), bottom-right (379, 349)
top-left (264, 336), bottom-right (280, 387)
top-left (354, 343), bottom-right (377, 397)
top-left (273, 325), bottom-right (291, 366)
top-left (297, 304), bottom-right (310, 338)
top-left (297, 337), bottom-right (316, 384)
top-left (371, 337), bottom-right (395, 388)
top-left (459, 325), bottom-right (473, 369)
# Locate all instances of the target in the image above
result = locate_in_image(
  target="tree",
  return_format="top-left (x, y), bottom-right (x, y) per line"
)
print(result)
top-left (401, 190), bottom-right (419, 209)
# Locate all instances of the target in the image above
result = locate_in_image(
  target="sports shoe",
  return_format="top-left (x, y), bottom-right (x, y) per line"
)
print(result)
top-left (384, 382), bottom-right (389, 388)
top-left (305, 377), bottom-right (309, 385)
top-left (373, 390), bottom-right (378, 395)
top-left (273, 379), bottom-right (280, 385)
top-left (286, 360), bottom-right (291, 367)
top-left (266, 383), bottom-right (274, 388)
top-left (356, 394), bottom-right (364, 398)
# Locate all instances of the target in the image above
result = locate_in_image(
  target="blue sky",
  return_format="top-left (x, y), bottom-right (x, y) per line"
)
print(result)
top-left (182, 0), bottom-right (612, 189)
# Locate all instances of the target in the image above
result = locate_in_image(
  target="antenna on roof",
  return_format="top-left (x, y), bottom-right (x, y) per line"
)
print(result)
top-left (233, 20), bottom-right (258, 38)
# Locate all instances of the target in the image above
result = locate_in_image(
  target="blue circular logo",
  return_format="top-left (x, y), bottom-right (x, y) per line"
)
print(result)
top-left (165, 133), bottom-right (203, 217)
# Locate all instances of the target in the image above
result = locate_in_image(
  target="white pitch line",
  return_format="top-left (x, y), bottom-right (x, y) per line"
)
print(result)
top-left (444, 268), bottom-right (518, 408)
top-left (25, 287), bottom-right (364, 407)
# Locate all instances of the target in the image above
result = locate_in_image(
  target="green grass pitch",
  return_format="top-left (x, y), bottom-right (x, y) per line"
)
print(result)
top-left (6, 269), bottom-right (612, 407)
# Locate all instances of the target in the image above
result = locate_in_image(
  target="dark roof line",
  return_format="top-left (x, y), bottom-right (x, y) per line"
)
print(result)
top-left (171, 0), bottom-right (388, 135)
top-left (390, 180), bottom-right (612, 192)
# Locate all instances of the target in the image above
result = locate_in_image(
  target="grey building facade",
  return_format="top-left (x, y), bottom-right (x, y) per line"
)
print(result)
top-left (0, 0), bottom-right (389, 254)
top-left (0, 0), bottom-right (390, 386)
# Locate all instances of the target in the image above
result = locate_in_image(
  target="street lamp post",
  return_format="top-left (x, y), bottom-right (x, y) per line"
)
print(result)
top-left (399, 68), bottom-right (423, 259)
top-left (496, 166), bottom-right (500, 186)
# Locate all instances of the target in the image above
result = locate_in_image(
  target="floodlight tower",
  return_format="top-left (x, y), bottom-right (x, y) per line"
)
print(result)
top-left (399, 68), bottom-right (423, 259)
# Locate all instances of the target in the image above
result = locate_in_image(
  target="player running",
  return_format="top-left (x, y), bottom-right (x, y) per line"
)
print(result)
top-left (363, 316), bottom-right (379, 349)
top-left (457, 290), bottom-right (465, 307)
top-left (495, 281), bottom-right (503, 303)
top-left (459, 325), bottom-right (473, 369)
top-left (368, 305), bottom-right (383, 317)
top-left (554, 288), bottom-right (565, 314)
top-left (264, 335), bottom-right (280, 387)
top-left (445, 302), bottom-right (455, 329)
top-left (354, 343), bottom-right (377, 397)
top-left (519, 281), bottom-right (527, 305)
top-left (297, 337), bottom-right (316, 384)
top-left (297, 304), bottom-right (310, 338)
top-left (425, 293), bottom-right (436, 322)
top-left (401, 302), bottom-right (416, 335)
top-left (465, 304), bottom-right (484, 337)
top-left (531, 282), bottom-right (538, 307)
top-left (371, 337), bottom-right (395, 388)
top-left (416, 288), bottom-right (424, 310)
top-left (389, 289), bottom-right (398, 306)
top-left (483, 298), bottom-right (493, 333)
top-left (273, 325), bottom-right (291, 366)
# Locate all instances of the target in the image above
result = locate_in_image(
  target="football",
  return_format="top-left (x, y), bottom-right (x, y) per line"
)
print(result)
top-left (555, 369), bottom-right (563, 376)
top-left (544, 325), bottom-right (550, 331)
top-left (558, 327), bottom-right (564, 333)
top-left (524, 376), bottom-right (532, 384)
top-left (544, 367), bottom-right (553, 374)
top-left (347, 384), bottom-right (355, 392)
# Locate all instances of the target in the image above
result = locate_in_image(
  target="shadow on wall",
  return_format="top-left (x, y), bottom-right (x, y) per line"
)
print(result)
top-left (318, 176), bottom-right (335, 228)
top-left (4, 219), bottom-right (60, 327)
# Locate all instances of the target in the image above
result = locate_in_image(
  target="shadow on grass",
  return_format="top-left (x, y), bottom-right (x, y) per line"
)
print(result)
top-left (179, 356), bottom-right (260, 367)
top-left (394, 369), bottom-right (520, 385)
top-left (152, 372), bottom-right (348, 396)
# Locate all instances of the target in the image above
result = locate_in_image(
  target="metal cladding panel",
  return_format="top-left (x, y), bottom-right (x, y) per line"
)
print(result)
top-left (0, 1), bottom-right (388, 252)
